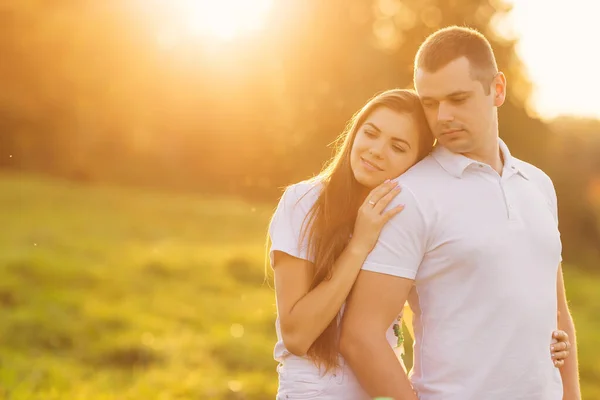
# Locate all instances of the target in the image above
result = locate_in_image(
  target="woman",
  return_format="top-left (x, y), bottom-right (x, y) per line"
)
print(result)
top-left (268, 89), bottom-right (571, 399)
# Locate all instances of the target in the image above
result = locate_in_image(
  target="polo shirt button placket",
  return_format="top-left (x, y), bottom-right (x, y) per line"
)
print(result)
top-left (499, 180), bottom-right (514, 220)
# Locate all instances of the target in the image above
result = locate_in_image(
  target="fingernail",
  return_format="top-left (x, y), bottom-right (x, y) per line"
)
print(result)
top-left (551, 339), bottom-right (558, 344)
top-left (550, 345), bottom-right (554, 351)
top-left (384, 179), bottom-right (390, 183)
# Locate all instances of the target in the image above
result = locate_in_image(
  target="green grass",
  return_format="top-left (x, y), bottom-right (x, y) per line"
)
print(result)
top-left (0, 173), bottom-right (278, 399)
top-left (1, 172), bottom-right (599, 399)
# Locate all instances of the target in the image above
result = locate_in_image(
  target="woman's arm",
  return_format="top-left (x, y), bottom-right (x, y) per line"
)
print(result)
top-left (274, 242), bottom-right (369, 355)
top-left (555, 265), bottom-right (581, 399)
top-left (273, 180), bottom-right (403, 355)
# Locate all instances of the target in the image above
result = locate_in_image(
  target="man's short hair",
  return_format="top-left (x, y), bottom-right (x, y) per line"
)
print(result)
top-left (414, 26), bottom-right (498, 94)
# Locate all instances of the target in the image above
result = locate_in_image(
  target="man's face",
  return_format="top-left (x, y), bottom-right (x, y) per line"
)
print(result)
top-left (415, 57), bottom-right (504, 155)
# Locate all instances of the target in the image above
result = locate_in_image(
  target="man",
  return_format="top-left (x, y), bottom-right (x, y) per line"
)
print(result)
top-left (339, 26), bottom-right (580, 400)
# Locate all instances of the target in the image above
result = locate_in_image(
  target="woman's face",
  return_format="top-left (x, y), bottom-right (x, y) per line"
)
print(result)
top-left (350, 107), bottom-right (422, 189)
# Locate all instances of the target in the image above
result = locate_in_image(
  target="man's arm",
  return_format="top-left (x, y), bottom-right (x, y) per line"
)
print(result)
top-left (339, 271), bottom-right (417, 399)
top-left (541, 172), bottom-right (580, 398)
top-left (339, 185), bottom-right (427, 399)
top-left (556, 263), bottom-right (581, 400)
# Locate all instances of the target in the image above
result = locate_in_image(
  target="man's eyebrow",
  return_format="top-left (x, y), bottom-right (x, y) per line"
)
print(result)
top-left (421, 90), bottom-right (473, 102)
top-left (447, 90), bottom-right (472, 97)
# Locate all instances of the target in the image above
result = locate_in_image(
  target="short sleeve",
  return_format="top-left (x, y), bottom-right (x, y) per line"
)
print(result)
top-left (526, 165), bottom-right (563, 262)
top-left (543, 175), bottom-right (563, 261)
top-left (546, 177), bottom-right (559, 225)
top-left (268, 182), bottom-right (320, 268)
top-left (361, 186), bottom-right (428, 280)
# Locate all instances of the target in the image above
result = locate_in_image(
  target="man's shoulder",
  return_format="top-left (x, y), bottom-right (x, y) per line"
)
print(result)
top-left (512, 157), bottom-right (554, 188)
top-left (394, 155), bottom-right (449, 196)
top-left (398, 155), bottom-right (445, 181)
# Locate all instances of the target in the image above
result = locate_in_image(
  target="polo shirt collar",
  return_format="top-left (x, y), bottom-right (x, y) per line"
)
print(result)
top-left (431, 138), bottom-right (529, 180)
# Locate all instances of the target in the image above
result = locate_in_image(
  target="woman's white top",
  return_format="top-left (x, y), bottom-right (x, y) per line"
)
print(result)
top-left (269, 181), bottom-right (403, 399)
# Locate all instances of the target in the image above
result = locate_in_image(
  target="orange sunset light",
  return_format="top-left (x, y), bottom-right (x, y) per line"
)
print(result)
top-left (145, 0), bottom-right (274, 44)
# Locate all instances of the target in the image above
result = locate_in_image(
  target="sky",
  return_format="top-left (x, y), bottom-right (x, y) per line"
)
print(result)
top-left (146, 0), bottom-right (600, 121)
top-left (507, 0), bottom-right (600, 120)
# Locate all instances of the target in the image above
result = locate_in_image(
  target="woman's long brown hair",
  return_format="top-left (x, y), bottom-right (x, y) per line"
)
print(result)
top-left (277, 89), bottom-right (432, 372)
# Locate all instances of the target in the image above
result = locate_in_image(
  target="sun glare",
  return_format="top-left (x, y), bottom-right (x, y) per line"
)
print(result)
top-left (151, 0), bottom-right (273, 42)
top-left (508, 0), bottom-right (600, 119)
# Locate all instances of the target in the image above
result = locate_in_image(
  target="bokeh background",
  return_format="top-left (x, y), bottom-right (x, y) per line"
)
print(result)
top-left (1, 0), bottom-right (599, 399)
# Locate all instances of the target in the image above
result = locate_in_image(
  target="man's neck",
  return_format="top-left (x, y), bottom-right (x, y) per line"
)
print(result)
top-left (462, 140), bottom-right (503, 175)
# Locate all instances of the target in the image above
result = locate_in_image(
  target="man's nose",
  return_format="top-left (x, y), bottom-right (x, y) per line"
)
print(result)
top-left (437, 102), bottom-right (454, 122)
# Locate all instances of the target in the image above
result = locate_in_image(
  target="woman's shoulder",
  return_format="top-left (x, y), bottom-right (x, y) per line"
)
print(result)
top-left (280, 179), bottom-right (323, 207)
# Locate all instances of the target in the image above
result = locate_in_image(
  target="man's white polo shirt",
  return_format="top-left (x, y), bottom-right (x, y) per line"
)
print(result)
top-left (362, 139), bottom-right (563, 400)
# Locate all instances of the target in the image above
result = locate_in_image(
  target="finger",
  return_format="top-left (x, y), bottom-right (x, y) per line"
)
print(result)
top-left (552, 330), bottom-right (568, 342)
top-left (382, 204), bottom-right (405, 223)
top-left (374, 185), bottom-right (402, 214)
top-left (364, 180), bottom-right (397, 207)
top-left (551, 341), bottom-right (567, 352)
top-left (552, 350), bottom-right (568, 360)
top-left (554, 359), bottom-right (564, 368)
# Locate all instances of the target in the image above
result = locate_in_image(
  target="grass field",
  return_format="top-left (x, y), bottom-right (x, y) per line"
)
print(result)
top-left (1, 172), bottom-right (599, 399)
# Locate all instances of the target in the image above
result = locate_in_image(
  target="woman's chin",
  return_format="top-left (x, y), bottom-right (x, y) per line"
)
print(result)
top-left (353, 173), bottom-right (382, 190)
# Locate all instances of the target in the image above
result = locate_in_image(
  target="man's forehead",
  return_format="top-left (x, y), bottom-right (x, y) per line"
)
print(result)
top-left (415, 56), bottom-right (472, 78)
top-left (415, 60), bottom-right (479, 98)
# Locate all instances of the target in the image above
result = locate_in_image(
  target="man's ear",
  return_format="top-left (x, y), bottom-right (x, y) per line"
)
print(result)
top-left (492, 72), bottom-right (507, 107)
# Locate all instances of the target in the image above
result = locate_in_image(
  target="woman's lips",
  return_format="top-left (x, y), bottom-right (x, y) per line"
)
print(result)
top-left (361, 157), bottom-right (383, 171)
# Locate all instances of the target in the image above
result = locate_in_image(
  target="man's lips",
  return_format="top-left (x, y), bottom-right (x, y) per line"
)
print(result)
top-left (361, 157), bottom-right (383, 171)
top-left (440, 129), bottom-right (464, 136)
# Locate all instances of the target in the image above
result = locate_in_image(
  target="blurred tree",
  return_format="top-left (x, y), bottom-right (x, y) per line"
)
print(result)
top-left (547, 118), bottom-right (600, 261)
top-left (0, 0), bottom-right (597, 263)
